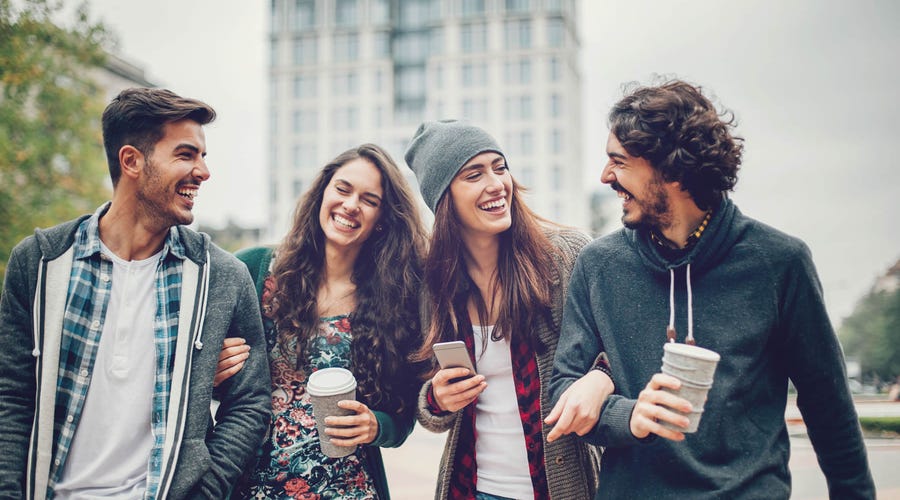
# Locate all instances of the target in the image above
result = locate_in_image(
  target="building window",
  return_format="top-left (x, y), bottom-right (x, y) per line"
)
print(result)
top-left (505, 0), bottom-right (530, 14)
top-left (292, 36), bottom-right (318, 65)
top-left (549, 56), bottom-right (561, 81)
top-left (520, 130), bottom-right (533, 154)
top-left (269, 40), bottom-right (279, 66)
top-left (394, 31), bottom-right (430, 64)
top-left (431, 26), bottom-right (444, 54)
top-left (545, 0), bottom-right (564, 14)
top-left (374, 69), bottom-right (384, 92)
top-left (293, 75), bottom-right (317, 99)
top-left (335, 0), bottom-right (358, 27)
top-left (550, 93), bottom-right (562, 117)
top-left (461, 62), bottom-right (487, 87)
top-left (399, 0), bottom-right (438, 29)
top-left (460, 0), bottom-right (485, 17)
top-left (332, 71), bottom-right (358, 96)
top-left (461, 23), bottom-right (487, 53)
top-left (293, 143), bottom-right (317, 169)
top-left (333, 106), bottom-right (359, 130)
top-left (292, 110), bottom-right (317, 133)
top-left (518, 165), bottom-right (534, 187)
top-left (504, 59), bottom-right (531, 84)
top-left (432, 65), bottom-right (443, 89)
top-left (372, 0), bottom-right (390, 24)
top-left (520, 58), bottom-right (531, 83)
top-left (291, 0), bottom-right (315, 31)
top-left (333, 33), bottom-right (359, 62)
top-left (396, 66), bottom-right (426, 99)
top-left (374, 31), bottom-right (391, 58)
top-left (547, 18), bottom-right (564, 47)
top-left (551, 129), bottom-right (563, 154)
top-left (504, 95), bottom-right (532, 120)
top-left (461, 98), bottom-right (487, 122)
top-left (551, 165), bottom-right (562, 190)
top-left (504, 19), bottom-right (531, 50)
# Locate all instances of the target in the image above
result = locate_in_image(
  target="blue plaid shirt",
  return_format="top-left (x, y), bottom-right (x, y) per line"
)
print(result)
top-left (50, 204), bottom-right (184, 499)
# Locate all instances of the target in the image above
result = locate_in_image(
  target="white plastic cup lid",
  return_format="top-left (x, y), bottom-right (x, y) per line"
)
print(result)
top-left (307, 367), bottom-right (357, 396)
top-left (663, 342), bottom-right (721, 362)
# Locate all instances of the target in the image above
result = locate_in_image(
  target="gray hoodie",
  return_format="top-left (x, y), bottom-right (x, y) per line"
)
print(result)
top-left (550, 198), bottom-right (874, 499)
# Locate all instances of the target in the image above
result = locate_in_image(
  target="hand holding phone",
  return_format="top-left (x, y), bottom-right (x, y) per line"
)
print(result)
top-left (432, 340), bottom-right (476, 377)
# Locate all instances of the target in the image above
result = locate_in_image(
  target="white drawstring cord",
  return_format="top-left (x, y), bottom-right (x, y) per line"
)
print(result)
top-left (667, 269), bottom-right (676, 342)
top-left (667, 265), bottom-right (696, 345)
top-left (686, 263), bottom-right (695, 345)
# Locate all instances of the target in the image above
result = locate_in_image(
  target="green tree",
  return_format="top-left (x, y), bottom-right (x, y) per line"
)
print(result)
top-left (839, 272), bottom-right (900, 382)
top-left (0, 0), bottom-right (112, 287)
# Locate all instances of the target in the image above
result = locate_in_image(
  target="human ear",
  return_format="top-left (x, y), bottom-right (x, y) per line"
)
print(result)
top-left (119, 145), bottom-right (144, 180)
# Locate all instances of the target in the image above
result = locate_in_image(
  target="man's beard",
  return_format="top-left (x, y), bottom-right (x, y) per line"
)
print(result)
top-left (617, 178), bottom-right (673, 232)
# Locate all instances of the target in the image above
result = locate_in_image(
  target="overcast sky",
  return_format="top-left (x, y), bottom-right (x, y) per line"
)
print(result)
top-left (86, 0), bottom-right (899, 323)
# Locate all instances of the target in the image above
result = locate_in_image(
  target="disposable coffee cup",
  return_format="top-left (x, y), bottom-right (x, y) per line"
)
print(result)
top-left (659, 343), bottom-right (720, 433)
top-left (307, 367), bottom-right (358, 458)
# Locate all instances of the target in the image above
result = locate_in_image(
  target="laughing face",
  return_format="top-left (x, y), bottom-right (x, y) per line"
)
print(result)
top-left (602, 132), bottom-right (673, 231)
top-left (136, 119), bottom-right (209, 229)
top-left (318, 158), bottom-right (384, 252)
top-left (448, 151), bottom-right (513, 241)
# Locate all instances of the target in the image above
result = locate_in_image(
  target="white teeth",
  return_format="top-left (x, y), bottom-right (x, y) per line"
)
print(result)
top-left (178, 189), bottom-right (197, 200)
top-left (479, 199), bottom-right (506, 210)
top-left (333, 214), bottom-right (358, 228)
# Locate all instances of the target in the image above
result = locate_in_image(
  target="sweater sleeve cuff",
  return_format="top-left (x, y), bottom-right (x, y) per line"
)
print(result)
top-left (426, 384), bottom-right (450, 416)
top-left (592, 396), bottom-right (656, 448)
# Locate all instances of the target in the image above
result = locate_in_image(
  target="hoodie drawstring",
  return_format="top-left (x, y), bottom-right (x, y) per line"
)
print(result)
top-left (667, 264), bottom-right (696, 345)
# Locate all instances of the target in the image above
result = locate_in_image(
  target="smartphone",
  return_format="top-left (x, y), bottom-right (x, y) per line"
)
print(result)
top-left (432, 340), bottom-right (476, 376)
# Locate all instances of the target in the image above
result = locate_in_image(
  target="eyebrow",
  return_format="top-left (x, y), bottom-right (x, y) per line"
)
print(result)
top-left (336, 179), bottom-right (382, 202)
top-left (607, 151), bottom-right (627, 161)
top-left (175, 143), bottom-right (205, 157)
top-left (459, 155), bottom-right (505, 174)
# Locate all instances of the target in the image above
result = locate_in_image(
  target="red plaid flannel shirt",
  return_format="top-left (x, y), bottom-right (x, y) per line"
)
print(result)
top-left (428, 330), bottom-right (548, 498)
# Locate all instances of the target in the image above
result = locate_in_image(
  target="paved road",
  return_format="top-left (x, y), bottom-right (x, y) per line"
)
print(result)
top-left (383, 398), bottom-right (900, 499)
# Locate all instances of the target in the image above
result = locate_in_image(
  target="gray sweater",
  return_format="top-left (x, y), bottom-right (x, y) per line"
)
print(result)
top-left (0, 211), bottom-right (271, 499)
top-left (417, 227), bottom-right (602, 500)
top-left (550, 198), bottom-right (874, 499)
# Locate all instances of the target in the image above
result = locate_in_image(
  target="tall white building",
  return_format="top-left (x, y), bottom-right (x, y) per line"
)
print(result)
top-left (267, 0), bottom-right (584, 238)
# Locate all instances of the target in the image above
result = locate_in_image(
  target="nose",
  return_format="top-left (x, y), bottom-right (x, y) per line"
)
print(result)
top-left (485, 171), bottom-right (505, 193)
top-left (194, 157), bottom-right (211, 182)
top-left (343, 195), bottom-right (360, 214)
top-left (600, 163), bottom-right (615, 185)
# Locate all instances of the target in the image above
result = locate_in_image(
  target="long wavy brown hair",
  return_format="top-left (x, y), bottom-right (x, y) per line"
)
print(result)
top-left (414, 178), bottom-right (557, 373)
top-left (269, 144), bottom-right (428, 417)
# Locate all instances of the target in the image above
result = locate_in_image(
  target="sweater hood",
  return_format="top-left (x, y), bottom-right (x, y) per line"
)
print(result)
top-left (33, 203), bottom-right (212, 264)
top-left (626, 197), bottom-right (746, 275)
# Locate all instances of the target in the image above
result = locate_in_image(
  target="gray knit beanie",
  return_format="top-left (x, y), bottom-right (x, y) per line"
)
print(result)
top-left (404, 119), bottom-right (505, 213)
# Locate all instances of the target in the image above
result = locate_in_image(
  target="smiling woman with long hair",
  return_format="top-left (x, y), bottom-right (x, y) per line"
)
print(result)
top-left (225, 143), bottom-right (427, 499)
top-left (405, 120), bottom-right (613, 500)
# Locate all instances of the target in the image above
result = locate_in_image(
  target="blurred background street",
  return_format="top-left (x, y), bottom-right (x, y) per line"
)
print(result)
top-left (384, 396), bottom-right (900, 499)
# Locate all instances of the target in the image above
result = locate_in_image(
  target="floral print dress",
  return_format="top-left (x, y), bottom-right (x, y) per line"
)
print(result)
top-left (241, 315), bottom-right (378, 500)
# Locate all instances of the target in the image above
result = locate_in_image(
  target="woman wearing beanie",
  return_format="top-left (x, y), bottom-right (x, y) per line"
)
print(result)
top-left (406, 120), bottom-right (612, 500)
top-left (220, 144), bottom-right (428, 499)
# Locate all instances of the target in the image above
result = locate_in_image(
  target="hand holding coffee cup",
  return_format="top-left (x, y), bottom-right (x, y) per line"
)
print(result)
top-left (658, 342), bottom-right (720, 433)
top-left (307, 367), bottom-right (359, 458)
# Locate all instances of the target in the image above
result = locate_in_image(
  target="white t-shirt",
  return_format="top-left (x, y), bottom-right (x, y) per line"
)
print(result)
top-left (472, 325), bottom-right (532, 499)
top-left (54, 244), bottom-right (161, 499)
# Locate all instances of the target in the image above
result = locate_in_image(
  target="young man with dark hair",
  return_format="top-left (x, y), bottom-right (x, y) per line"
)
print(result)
top-left (0, 87), bottom-right (270, 499)
top-left (547, 80), bottom-right (874, 499)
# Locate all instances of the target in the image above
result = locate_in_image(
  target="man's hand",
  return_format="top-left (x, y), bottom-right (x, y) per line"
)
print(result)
top-left (431, 368), bottom-right (486, 413)
top-left (213, 337), bottom-right (251, 387)
top-left (324, 400), bottom-right (379, 446)
top-left (629, 373), bottom-right (691, 441)
top-left (545, 370), bottom-right (614, 442)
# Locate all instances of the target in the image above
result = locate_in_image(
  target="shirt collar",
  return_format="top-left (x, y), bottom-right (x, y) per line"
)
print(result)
top-left (650, 209), bottom-right (713, 251)
top-left (74, 202), bottom-right (186, 261)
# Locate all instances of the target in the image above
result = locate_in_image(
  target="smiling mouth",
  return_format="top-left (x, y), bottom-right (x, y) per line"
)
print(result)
top-left (479, 199), bottom-right (507, 211)
top-left (611, 182), bottom-right (633, 201)
top-left (178, 188), bottom-right (198, 201)
top-left (333, 214), bottom-right (359, 229)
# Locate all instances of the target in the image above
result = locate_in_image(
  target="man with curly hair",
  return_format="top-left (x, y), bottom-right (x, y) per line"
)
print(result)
top-left (547, 80), bottom-right (874, 498)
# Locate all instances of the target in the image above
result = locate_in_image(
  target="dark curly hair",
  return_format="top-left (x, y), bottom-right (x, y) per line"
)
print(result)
top-left (609, 79), bottom-right (744, 210)
top-left (269, 144), bottom-right (428, 418)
